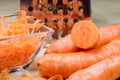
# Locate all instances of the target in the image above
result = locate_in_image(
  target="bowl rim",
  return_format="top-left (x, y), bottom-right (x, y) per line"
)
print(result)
top-left (0, 25), bottom-right (54, 41)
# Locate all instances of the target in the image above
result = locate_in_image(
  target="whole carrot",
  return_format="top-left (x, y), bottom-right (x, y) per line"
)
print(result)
top-left (46, 23), bottom-right (120, 53)
top-left (96, 23), bottom-right (120, 47)
top-left (68, 55), bottom-right (120, 80)
top-left (37, 39), bottom-right (120, 78)
top-left (46, 35), bottom-right (80, 53)
top-left (71, 20), bottom-right (99, 49)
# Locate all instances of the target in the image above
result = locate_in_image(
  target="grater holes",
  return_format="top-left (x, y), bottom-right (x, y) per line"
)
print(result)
top-left (53, 19), bottom-right (58, 23)
top-left (78, 6), bottom-right (83, 12)
top-left (48, 0), bottom-right (53, 4)
top-left (73, 18), bottom-right (79, 23)
top-left (63, 5), bottom-right (68, 15)
top-left (68, 6), bottom-right (73, 11)
top-left (68, 0), bottom-right (73, 2)
top-left (64, 18), bottom-right (68, 23)
top-left (48, 6), bottom-right (53, 11)
top-left (28, 6), bottom-right (33, 12)
top-left (44, 18), bottom-right (48, 23)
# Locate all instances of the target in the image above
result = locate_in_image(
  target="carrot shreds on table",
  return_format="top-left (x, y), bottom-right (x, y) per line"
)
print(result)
top-left (0, 68), bottom-right (10, 80)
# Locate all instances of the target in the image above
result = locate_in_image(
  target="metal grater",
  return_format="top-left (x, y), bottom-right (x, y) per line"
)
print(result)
top-left (20, 0), bottom-right (91, 39)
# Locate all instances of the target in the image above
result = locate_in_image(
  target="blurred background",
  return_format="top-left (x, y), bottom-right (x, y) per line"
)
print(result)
top-left (0, 0), bottom-right (120, 27)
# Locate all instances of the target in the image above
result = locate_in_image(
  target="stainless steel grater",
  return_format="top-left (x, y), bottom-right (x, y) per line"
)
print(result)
top-left (20, 0), bottom-right (91, 39)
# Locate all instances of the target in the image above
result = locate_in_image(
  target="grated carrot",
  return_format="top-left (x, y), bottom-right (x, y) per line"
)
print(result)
top-left (0, 10), bottom-right (44, 70)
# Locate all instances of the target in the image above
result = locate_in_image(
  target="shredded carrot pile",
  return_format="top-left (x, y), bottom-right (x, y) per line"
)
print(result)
top-left (0, 11), bottom-right (44, 37)
top-left (0, 10), bottom-right (45, 70)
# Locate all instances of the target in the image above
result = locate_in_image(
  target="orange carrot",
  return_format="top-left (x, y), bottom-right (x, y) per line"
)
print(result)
top-left (48, 74), bottom-right (63, 80)
top-left (46, 35), bottom-right (80, 53)
top-left (0, 68), bottom-right (10, 80)
top-left (71, 20), bottom-right (99, 49)
top-left (37, 39), bottom-right (120, 78)
top-left (0, 34), bottom-right (40, 70)
top-left (71, 21), bottom-right (120, 49)
top-left (96, 23), bottom-right (120, 47)
top-left (46, 23), bottom-right (120, 53)
top-left (68, 55), bottom-right (120, 80)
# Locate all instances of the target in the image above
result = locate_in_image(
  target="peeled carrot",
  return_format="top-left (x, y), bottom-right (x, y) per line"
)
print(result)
top-left (71, 21), bottom-right (120, 49)
top-left (68, 55), bottom-right (120, 80)
top-left (0, 68), bottom-right (10, 80)
top-left (0, 35), bottom-right (40, 70)
top-left (37, 39), bottom-right (120, 78)
top-left (46, 35), bottom-right (80, 53)
top-left (48, 74), bottom-right (63, 80)
top-left (46, 23), bottom-right (120, 53)
top-left (71, 20), bottom-right (99, 49)
top-left (96, 23), bottom-right (120, 47)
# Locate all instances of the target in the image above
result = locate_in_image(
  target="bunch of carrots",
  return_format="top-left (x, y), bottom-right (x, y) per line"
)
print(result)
top-left (36, 20), bottom-right (120, 80)
top-left (0, 11), bottom-right (44, 70)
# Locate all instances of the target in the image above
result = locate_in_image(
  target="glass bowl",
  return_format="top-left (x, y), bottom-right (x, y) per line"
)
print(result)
top-left (0, 14), bottom-right (54, 72)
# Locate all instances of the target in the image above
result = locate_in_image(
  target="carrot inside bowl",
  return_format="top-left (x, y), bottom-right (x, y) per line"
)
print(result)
top-left (0, 11), bottom-right (53, 71)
